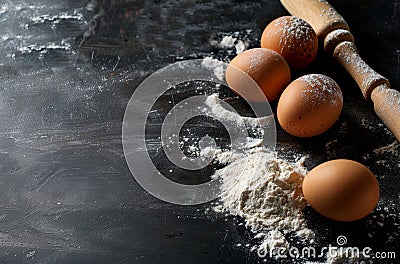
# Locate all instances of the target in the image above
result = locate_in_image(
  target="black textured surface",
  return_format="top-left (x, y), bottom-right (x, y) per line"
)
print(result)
top-left (0, 0), bottom-right (399, 263)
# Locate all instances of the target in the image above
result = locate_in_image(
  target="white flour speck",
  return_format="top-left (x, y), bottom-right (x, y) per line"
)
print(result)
top-left (220, 35), bottom-right (237, 48)
top-left (201, 57), bottom-right (225, 81)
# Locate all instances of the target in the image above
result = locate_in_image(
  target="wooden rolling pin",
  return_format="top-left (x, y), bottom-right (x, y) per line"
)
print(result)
top-left (280, 0), bottom-right (400, 141)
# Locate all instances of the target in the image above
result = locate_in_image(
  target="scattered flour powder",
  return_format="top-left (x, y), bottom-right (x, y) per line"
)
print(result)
top-left (203, 32), bottom-right (249, 81)
top-left (200, 94), bottom-right (314, 256)
top-left (373, 140), bottom-right (399, 155)
top-left (219, 34), bottom-right (249, 54)
top-left (206, 93), bottom-right (273, 128)
top-left (371, 140), bottom-right (400, 169)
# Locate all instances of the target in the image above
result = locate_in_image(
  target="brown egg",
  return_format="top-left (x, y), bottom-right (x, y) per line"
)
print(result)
top-left (261, 16), bottom-right (318, 71)
top-left (277, 74), bottom-right (343, 137)
top-left (225, 48), bottom-right (291, 102)
top-left (302, 159), bottom-right (380, 221)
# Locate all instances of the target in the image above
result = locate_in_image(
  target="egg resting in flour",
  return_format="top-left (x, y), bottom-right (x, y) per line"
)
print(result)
top-left (225, 48), bottom-right (291, 102)
top-left (261, 16), bottom-right (318, 71)
top-left (277, 74), bottom-right (343, 137)
top-left (302, 159), bottom-right (380, 221)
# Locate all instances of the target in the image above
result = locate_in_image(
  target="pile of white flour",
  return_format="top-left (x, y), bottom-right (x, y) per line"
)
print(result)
top-left (210, 146), bottom-right (314, 256)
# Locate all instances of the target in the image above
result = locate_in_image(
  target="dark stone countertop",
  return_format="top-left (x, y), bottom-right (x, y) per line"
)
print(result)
top-left (0, 0), bottom-right (399, 263)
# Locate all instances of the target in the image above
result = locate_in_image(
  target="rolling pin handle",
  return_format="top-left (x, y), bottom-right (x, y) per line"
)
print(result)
top-left (371, 85), bottom-right (400, 141)
top-left (332, 41), bottom-right (390, 100)
top-left (323, 29), bottom-right (354, 55)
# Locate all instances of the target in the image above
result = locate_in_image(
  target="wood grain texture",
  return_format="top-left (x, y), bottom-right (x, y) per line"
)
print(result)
top-left (371, 85), bottom-right (400, 141)
top-left (280, 0), bottom-right (349, 38)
